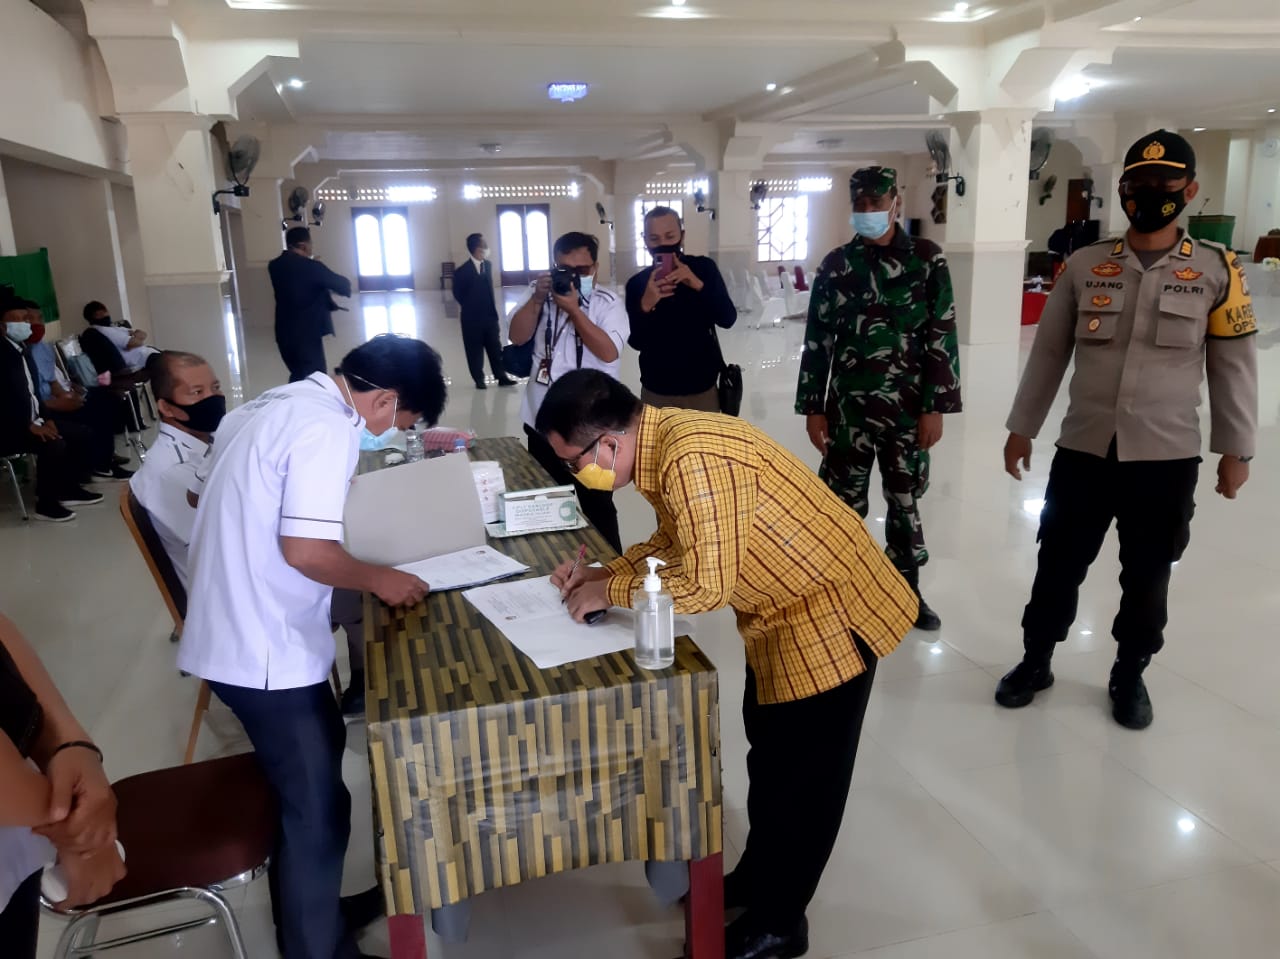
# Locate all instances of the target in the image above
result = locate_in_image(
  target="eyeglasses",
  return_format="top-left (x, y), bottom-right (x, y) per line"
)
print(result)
top-left (1119, 174), bottom-right (1188, 194)
top-left (560, 431), bottom-right (623, 471)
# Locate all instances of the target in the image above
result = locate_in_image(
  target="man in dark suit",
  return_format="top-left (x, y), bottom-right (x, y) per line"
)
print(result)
top-left (451, 233), bottom-right (516, 389)
top-left (269, 227), bottom-right (353, 382)
top-left (1, 290), bottom-right (102, 522)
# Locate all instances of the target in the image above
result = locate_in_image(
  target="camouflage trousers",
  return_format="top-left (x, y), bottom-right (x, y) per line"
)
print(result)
top-left (820, 424), bottom-right (930, 570)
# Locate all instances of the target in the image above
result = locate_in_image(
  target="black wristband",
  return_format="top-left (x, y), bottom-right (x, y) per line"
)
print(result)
top-left (50, 740), bottom-right (103, 764)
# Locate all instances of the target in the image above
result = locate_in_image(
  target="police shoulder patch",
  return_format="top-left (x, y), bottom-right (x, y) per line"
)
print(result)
top-left (1207, 245), bottom-right (1257, 339)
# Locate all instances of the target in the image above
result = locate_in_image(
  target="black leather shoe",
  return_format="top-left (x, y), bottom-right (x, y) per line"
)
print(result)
top-left (341, 885), bottom-right (384, 930)
top-left (340, 671), bottom-right (366, 718)
top-left (496, 377), bottom-right (518, 387)
top-left (726, 915), bottom-right (808, 959)
top-left (474, 381), bottom-right (487, 390)
top-left (1109, 667), bottom-right (1154, 730)
top-left (995, 658), bottom-right (1054, 708)
top-left (914, 594), bottom-right (942, 631)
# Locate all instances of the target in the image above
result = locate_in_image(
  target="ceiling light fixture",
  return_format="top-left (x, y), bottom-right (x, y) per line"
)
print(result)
top-left (671, 0), bottom-right (687, 5)
top-left (1132, 15), bottom-right (1142, 21)
top-left (286, 77), bottom-right (305, 89)
top-left (954, 2), bottom-right (969, 12)
top-left (765, 82), bottom-right (777, 92)
top-left (1193, 127), bottom-right (1207, 132)
top-left (1052, 75), bottom-right (1093, 103)
top-left (1269, 107), bottom-right (1278, 114)
top-left (547, 82), bottom-right (589, 103)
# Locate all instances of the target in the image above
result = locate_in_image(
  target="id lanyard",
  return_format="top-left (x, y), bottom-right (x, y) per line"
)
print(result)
top-left (539, 295), bottom-right (586, 382)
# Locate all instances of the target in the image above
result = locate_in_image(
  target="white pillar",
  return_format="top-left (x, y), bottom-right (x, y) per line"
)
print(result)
top-left (236, 178), bottom-right (285, 333)
top-left (124, 116), bottom-right (245, 402)
top-left (944, 109), bottom-right (1035, 345)
top-left (1224, 132), bottom-right (1254, 233)
top-left (100, 179), bottom-right (133, 323)
top-left (708, 170), bottom-right (756, 281)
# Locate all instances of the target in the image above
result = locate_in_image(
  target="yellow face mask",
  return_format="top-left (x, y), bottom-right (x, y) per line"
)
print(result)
top-left (573, 436), bottom-right (618, 492)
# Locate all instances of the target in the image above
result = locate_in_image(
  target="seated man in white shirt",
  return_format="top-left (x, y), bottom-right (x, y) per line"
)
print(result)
top-left (132, 350), bottom-right (368, 714)
top-left (178, 334), bottom-right (445, 959)
top-left (82, 301), bottom-right (159, 373)
top-left (507, 230), bottom-right (630, 552)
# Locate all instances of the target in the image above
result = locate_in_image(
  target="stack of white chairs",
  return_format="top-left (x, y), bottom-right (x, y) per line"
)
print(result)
top-left (745, 274), bottom-right (785, 328)
top-left (780, 270), bottom-right (811, 319)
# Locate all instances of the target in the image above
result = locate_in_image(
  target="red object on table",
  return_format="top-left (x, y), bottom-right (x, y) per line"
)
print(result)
top-left (1021, 290), bottom-right (1049, 326)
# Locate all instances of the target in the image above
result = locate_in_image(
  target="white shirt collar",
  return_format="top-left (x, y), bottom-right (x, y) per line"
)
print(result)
top-left (471, 257), bottom-right (486, 272)
top-left (318, 371), bottom-right (365, 427)
top-left (158, 421), bottom-right (210, 457)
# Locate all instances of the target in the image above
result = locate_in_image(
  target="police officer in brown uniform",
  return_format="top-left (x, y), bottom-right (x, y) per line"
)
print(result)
top-left (996, 130), bottom-right (1257, 730)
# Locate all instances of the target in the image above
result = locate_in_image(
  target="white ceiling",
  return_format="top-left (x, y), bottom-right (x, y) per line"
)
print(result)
top-left (206, 0), bottom-right (1280, 170)
top-left (285, 38), bottom-right (868, 117)
top-left (1058, 49), bottom-right (1280, 128)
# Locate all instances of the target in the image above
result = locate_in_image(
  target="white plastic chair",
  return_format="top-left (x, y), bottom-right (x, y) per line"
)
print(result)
top-left (780, 271), bottom-right (811, 319)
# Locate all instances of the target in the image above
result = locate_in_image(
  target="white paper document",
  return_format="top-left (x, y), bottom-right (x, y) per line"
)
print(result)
top-left (395, 545), bottom-right (530, 592)
top-left (463, 575), bottom-right (696, 669)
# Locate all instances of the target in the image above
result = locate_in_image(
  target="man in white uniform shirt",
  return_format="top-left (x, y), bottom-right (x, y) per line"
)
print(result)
top-left (128, 351), bottom-right (223, 587)
top-left (508, 230), bottom-right (629, 551)
top-left (178, 334), bottom-right (447, 959)
top-left (133, 350), bottom-right (368, 715)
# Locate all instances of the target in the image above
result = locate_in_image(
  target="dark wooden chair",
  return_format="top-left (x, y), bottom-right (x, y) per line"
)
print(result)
top-left (440, 260), bottom-right (456, 290)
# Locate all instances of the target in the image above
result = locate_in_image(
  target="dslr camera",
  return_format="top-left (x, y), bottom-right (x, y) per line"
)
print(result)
top-left (549, 266), bottom-right (579, 297)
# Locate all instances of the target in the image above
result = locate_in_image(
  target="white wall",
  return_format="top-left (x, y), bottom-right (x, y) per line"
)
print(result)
top-left (0, 0), bottom-right (124, 175)
top-left (1025, 137), bottom-right (1085, 252)
top-left (1, 157), bottom-right (126, 333)
top-left (1184, 129), bottom-right (1231, 219)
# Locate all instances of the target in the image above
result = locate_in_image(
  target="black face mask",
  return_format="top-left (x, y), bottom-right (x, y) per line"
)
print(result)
top-left (649, 243), bottom-right (683, 255)
top-left (90, 316), bottom-right (112, 327)
top-left (1120, 186), bottom-right (1188, 234)
top-left (173, 394), bottom-right (226, 434)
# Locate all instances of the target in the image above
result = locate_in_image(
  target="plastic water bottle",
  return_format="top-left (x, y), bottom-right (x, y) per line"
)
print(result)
top-left (633, 557), bottom-right (675, 669)
top-left (452, 436), bottom-right (469, 455)
top-left (405, 429), bottom-right (425, 463)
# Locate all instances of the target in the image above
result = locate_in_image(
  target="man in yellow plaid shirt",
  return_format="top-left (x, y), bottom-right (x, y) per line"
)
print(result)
top-left (539, 369), bottom-right (916, 959)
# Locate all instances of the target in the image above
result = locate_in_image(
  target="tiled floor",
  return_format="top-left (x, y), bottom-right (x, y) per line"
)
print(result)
top-left (6, 279), bottom-right (1279, 958)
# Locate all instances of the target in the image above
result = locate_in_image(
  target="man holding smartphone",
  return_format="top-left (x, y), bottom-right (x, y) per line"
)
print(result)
top-left (625, 207), bottom-right (737, 411)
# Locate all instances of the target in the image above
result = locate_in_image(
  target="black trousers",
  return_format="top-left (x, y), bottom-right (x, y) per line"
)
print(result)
top-left (461, 315), bottom-right (504, 385)
top-left (277, 334), bottom-right (327, 383)
top-left (7, 420), bottom-right (93, 509)
top-left (734, 637), bottom-right (878, 930)
top-left (209, 680), bottom-right (357, 959)
top-left (0, 870), bottom-right (40, 959)
top-left (49, 391), bottom-right (117, 473)
top-left (1022, 443), bottom-right (1199, 663)
top-left (524, 424), bottom-right (622, 554)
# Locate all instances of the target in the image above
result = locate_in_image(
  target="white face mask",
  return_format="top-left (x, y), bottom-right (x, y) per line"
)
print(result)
top-left (579, 274), bottom-right (595, 299)
top-left (851, 202), bottom-right (896, 240)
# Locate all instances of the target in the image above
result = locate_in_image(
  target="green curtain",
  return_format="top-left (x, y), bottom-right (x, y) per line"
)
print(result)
top-left (0, 248), bottom-right (60, 323)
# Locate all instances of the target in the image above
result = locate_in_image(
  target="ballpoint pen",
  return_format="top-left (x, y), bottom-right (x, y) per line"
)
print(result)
top-left (562, 543), bottom-right (587, 603)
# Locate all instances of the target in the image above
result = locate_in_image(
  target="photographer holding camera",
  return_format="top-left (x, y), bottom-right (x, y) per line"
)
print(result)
top-left (509, 231), bottom-right (629, 552)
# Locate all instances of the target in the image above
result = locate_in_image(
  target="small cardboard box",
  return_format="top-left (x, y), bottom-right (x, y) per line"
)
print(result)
top-left (498, 486), bottom-right (579, 533)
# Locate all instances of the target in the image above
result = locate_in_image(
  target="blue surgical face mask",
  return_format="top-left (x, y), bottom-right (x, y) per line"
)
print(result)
top-left (5, 321), bottom-right (33, 344)
top-left (851, 209), bottom-right (894, 240)
top-left (579, 275), bottom-right (594, 299)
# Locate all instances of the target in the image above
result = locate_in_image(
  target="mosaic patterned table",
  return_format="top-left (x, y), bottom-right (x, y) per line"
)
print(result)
top-left (364, 437), bottom-right (724, 959)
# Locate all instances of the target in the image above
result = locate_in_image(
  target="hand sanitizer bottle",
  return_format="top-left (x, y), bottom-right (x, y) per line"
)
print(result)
top-left (633, 557), bottom-right (674, 669)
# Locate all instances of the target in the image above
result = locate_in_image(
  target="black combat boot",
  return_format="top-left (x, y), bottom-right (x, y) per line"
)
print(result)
top-left (900, 567), bottom-right (941, 631)
top-left (1109, 654), bottom-right (1154, 730)
top-left (994, 654), bottom-right (1055, 708)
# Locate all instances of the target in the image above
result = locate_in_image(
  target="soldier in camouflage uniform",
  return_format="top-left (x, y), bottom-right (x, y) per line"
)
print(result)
top-left (795, 166), bottom-right (962, 630)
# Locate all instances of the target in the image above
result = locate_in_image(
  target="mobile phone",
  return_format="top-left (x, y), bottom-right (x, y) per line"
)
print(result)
top-left (652, 253), bottom-right (674, 281)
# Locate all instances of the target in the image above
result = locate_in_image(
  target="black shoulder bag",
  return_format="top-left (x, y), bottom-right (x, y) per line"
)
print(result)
top-left (711, 326), bottom-right (743, 417)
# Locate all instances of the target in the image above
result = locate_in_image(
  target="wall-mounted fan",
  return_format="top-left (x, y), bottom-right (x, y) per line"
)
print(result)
top-left (1081, 177), bottom-right (1104, 209)
top-left (749, 180), bottom-right (769, 210)
top-left (1029, 128), bottom-right (1053, 181)
top-left (281, 186), bottom-right (311, 229)
top-left (693, 186), bottom-right (716, 220)
top-left (595, 201), bottom-right (613, 229)
top-left (211, 134), bottom-right (261, 214)
top-left (1037, 174), bottom-right (1058, 206)
top-left (926, 130), bottom-right (966, 197)
top-left (310, 201), bottom-right (326, 227)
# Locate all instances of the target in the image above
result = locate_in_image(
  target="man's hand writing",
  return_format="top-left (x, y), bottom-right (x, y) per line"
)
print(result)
top-left (565, 578), bottom-right (611, 623)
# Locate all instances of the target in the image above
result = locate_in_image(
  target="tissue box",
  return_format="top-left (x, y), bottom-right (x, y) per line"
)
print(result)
top-left (470, 461), bottom-right (505, 524)
top-left (498, 486), bottom-right (579, 533)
